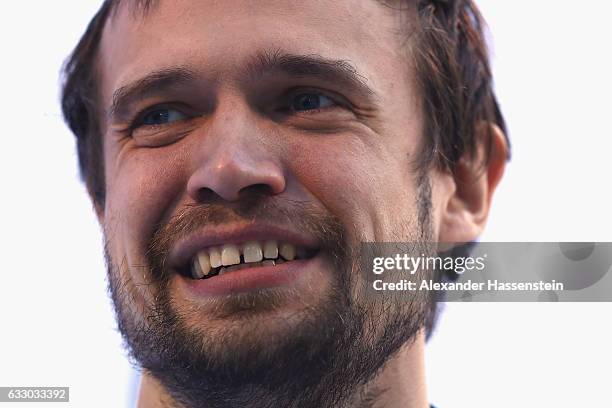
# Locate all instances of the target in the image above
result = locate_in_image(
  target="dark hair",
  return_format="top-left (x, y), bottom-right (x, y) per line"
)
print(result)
top-left (61, 0), bottom-right (113, 204)
top-left (410, 0), bottom-right (509, 171)
top-left (61, 0), bottom-right (510, 203)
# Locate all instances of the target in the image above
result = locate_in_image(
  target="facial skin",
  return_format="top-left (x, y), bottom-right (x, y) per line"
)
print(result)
top-left (95, 1), bottom-right (506, 407)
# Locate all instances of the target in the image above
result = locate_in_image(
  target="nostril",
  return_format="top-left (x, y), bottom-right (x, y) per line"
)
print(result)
top-left (194, 187), bottom-right (224, 203)
top-left (192, 184), bottom-right (276, 205)
top-left (239, 184), bottom-right (275, 198)
top-left (186, 155), bottom-right (285, 202)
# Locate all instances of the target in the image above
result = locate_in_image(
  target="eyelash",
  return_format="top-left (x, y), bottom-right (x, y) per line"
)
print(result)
top-left (126, 89), bottom-right (346, 133)
top-left (283, 88), bottom-right (342, 114)
top-left (127, 104), bottom-right (185, 132)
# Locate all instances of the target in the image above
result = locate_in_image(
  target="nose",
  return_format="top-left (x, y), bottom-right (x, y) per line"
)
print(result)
top-left (186, 106), bottom-right (286, 202)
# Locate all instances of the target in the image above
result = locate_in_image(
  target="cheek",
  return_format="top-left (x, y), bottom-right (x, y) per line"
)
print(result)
top-left (287, 134), bottom-right (417, 242)
top-left (104, 145), bottom-right (189, 264)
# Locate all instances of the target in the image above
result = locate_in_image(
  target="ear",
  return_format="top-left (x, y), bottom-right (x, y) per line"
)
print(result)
top-left (438, 124), bottom-right (507, 243)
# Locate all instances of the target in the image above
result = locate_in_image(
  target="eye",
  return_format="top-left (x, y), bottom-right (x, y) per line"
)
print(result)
top-left (139, 108), bottom-right (189, 127)
top-left (127, 106), bottom-right (196, 147)
top-left (290, 92), bottom-right (336, 112)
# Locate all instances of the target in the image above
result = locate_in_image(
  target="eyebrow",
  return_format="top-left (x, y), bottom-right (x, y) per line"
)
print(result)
top-left (108, 50), bottom-right (379, 121)
top-left (245, 50), bottom-right (378, 99)
top-left (109, 67), bottom-right (197, 120)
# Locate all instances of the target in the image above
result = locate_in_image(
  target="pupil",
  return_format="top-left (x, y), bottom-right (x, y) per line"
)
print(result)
top-left (295, 94), bottom-right (320, 111)
top-left (145, 110), bottom-right (169, 125)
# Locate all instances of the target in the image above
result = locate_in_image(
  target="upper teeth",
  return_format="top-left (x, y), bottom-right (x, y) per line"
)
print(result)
top-left (192, 241), bottom-right (300, 278)
top-left (221, 244), bottom-right (241, 266)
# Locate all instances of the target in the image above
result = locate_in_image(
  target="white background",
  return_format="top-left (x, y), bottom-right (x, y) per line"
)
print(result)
top-left (1, 1), bottom-right (610, 407)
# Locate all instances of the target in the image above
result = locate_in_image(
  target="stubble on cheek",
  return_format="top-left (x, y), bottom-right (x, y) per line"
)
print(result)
top-left (103, 200), bottom-right (164, 324)
top-left (101, 170), bottom-right (179, 315)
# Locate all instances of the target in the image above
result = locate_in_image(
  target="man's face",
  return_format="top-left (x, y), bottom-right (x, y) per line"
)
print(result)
top-left (98, 0), bottom-right (442, 406)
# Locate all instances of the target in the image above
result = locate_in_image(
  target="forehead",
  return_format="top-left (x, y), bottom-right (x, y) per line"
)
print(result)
top-left (98, 0), bottom-right (412, 104)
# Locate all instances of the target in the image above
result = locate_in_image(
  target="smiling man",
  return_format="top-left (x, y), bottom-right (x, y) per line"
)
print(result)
top-left (61, 0), bottom-right (508, 407)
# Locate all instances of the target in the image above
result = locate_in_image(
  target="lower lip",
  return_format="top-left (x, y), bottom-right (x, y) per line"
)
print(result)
top-left (176, 256), bottom-right (320, 297)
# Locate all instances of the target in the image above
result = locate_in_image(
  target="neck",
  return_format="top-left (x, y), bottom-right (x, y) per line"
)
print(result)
top-left (353, 332), bottom-right (428, 408)
top-left (137, 332), bottom-right (429, 408)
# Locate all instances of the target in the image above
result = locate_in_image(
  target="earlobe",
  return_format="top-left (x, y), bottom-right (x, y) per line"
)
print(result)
top-left (438, 124), bottom-right (508, 243)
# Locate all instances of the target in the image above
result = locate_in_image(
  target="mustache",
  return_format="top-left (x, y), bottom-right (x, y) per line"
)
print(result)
top-left (146, 194), bottom-right (349, 283)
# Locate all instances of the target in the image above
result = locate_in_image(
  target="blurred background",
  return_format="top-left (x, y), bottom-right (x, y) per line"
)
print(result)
top-left (0, 1), bottom-right (610, 407)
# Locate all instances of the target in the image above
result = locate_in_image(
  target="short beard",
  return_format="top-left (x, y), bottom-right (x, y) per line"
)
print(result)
top-left (106, 179), bottom-right (435, 408)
